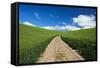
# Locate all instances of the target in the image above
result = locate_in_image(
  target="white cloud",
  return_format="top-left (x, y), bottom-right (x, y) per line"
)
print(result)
top-left (42, 25), bottom-right (80, 31)
top-left (34, 12), bottom-right (40, 19)
top-left (65, 25), bottom-right (80, 30)
top-left (73, 15), bottom-right (96, 28)
top-left (62, 22), bottom-right (66, 25)
top-left (42, 25), bottom-right (64, 30)
top-left (23, 21), bottom-right (36, 26)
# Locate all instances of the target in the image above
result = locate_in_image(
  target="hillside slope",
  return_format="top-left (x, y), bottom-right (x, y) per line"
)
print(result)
top-left (19, 24), bottom-right (96, 64)
top-left (19, 24), bottom-right (59, 64)
top-left (62, 28), bottom-right (96, 60)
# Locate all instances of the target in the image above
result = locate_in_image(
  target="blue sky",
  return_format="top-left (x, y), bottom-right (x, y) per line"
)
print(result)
top-left (19, 4), bottom-right (96, 31)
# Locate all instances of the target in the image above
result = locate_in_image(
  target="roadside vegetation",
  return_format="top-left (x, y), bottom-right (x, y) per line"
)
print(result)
top-left (19, 24), bottom-right (96, 64)
top-left (61, 28), bottom-right (96, 60)
top-left (19, 24), bottom-right (61, 64)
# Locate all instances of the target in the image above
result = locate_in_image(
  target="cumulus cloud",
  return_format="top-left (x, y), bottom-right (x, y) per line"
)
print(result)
top-left (42, 25), bottom-right (65, 30)
top-left (42, 25), bottom-right (80, 31)
top-left (65, 25), bottom-right (80, 30)
top-left (34, 12), bottom-right (40, 19)
top-left (23, 21), bottom-right (36, 26)
top-left (73, 15), bottom-right (96, 28)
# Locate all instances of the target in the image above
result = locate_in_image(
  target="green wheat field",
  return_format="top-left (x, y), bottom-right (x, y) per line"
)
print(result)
top-left (19, 24), bottom-right (96, 64)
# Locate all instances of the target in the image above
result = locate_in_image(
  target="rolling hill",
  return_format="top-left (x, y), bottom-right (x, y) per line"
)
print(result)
top-left (61, 28), bottom-right (96, 60)
top-left (19, 24), bottom-right (60, 64)
top-left (19, 24), bottom-right (96, 64)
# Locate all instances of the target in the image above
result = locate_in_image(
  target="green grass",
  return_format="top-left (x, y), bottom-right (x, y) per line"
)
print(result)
top-left (61, 28), bottom-right (97, 60)
top-left (19, 24), bottom-right (97, 64)
top-left (19, 24), bottom-right (61, 64)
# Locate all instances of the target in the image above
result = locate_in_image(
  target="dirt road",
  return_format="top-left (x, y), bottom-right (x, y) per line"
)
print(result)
top-left (37, 36), bottom-right (84, 63)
